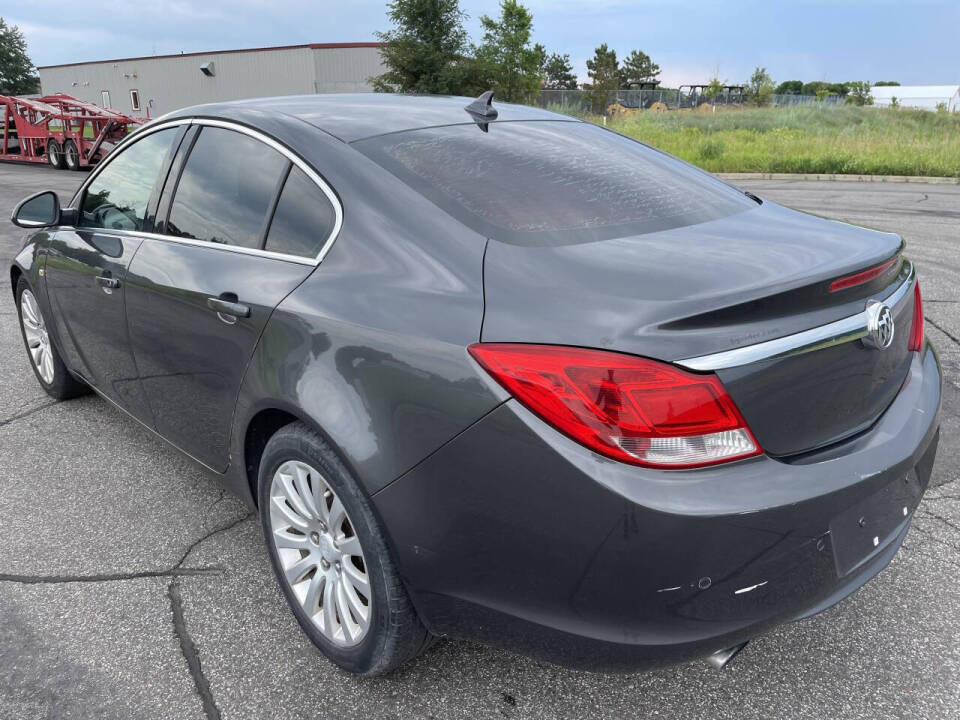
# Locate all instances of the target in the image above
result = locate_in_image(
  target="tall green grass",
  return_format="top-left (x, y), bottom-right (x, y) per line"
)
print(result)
top-left (597, 106), bottom-right (960, 177)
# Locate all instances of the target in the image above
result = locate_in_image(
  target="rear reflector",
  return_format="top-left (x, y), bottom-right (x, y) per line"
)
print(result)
top-left (829, 257), bottom-right (899, 292)
top-left (468, 344), bottom-right (762, 469)
top-left (909, 281), bottom-right (924, 351)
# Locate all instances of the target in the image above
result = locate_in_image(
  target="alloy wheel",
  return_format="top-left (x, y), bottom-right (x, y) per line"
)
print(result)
top-left (268, 460), bottom-right (372, 646)
top-left (20, 289), bottom-right (54, 384)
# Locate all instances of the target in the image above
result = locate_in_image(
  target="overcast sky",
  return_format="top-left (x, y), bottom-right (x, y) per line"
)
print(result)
top-left (9, 0), bottom-right (959, 87)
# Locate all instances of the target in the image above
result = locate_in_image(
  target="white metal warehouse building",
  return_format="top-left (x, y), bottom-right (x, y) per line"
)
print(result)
top-left (870, 85), bottom-right (960, 111)
top-left (37, 42), bottom-right (386, 118)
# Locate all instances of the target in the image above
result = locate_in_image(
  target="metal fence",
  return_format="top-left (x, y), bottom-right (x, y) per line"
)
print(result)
top-left (527, 89), bottom-right (846, 115)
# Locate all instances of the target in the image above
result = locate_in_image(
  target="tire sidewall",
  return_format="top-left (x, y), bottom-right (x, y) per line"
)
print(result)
top-left (64, 140), bottom-right (80, 170)
top-left (257, 428), bottom-right (394, 674)
top-left (47, 140), bottom-right (62, 168)
top-left (16, 278), bottom-right (56, 392)
top-left (15, 276), bottom-right (86, 400)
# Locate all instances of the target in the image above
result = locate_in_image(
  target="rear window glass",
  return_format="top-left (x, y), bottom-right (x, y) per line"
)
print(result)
top-left (355, 121), bottom-right (754, 246)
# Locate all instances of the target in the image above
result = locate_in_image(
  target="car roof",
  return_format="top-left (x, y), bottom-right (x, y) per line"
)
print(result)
top-left (163, 93), bottom-right (576, 143)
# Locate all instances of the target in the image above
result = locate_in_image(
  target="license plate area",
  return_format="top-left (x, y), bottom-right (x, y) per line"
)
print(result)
top-left (830, 470), bottom-right (924, 577)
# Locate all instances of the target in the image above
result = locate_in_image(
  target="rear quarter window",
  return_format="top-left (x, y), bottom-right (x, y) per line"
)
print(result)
top-left (264, 166), bottom-right (337, 259)
top-left (355, 121), bottom-right (754, 246)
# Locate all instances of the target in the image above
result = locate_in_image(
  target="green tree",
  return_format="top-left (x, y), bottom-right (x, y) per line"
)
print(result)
top-left (774, 80), bottom-right (803, 95)
top-left (704, 77), bottom-right (725, 101)
top-left (846, 80), bottom-right (873, 106)
top-left (372, 0), bottom-right (481, 95)
top-left (802, 80), bottom-right (849, 98)
top-left (619, 49), bottom-right (659, 88)
top-left (583, 44), bottom-right (619, 113)
top-left (746, 66), bottom-right (774, 106)
top-left (0, 19), bottom-right (40, 95)
top-left (542, 52), bottom-right (578, 90)
top-left (873, 80), bottom-right (900, 87)
top-left (815, 88), bottom-right (831, 103)
top-left (475, 1), bottom-right (543, 102)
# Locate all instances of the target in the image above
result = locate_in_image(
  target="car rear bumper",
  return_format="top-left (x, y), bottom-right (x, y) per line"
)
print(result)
top-left (373, 344), bottom-right (942, 671)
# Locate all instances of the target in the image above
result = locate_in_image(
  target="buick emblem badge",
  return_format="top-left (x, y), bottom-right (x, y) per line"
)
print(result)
top-left (863, 301), bottom-right (895, 350)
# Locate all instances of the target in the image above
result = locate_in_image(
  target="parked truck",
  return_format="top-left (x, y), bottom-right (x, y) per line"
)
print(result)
top-left (1, 93), bottom-right (145, 170)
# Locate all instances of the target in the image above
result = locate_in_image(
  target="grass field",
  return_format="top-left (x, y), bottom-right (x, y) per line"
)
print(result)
top-left (578, 105), bottom-right (960, 177)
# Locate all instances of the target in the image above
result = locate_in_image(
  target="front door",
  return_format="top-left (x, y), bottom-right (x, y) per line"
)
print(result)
top-left (44, 125), bottom-right (181, 423)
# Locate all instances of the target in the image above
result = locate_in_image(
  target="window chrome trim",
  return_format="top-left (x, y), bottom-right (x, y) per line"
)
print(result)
top-left (676, 262), bottom-right (915, 372)
top-left (89, 228), bottom-right (318, 266)
top-left (69, 117), bottom-right (343, 268)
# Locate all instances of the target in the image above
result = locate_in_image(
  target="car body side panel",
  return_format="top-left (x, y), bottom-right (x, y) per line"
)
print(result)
top-left (11, 233), bottom-right (48, 299)
top-left (229, 124), bottom-right (502, 498)
top-left (44, 229), bottom-right (152, 420)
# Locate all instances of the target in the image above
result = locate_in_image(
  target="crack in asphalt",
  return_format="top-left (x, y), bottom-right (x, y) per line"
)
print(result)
top-left (0, 508), bottom-right (253, 586)
top-left (925, 316), bottom-right (960, 348)
top-left (901, 541), bottom-right (960, 572)
top-left (167, 510), bottom-right (254, 720)
top-left (0, 400), bottom-right (59, 429)
top-left (0, 505), bottom-right (256, 720)
top-left (169, 580), bottom-right (222, 720)
top-left (916, 508), bottom-right (960, 534)
top-left (0, 567), bottom-right (222, 584)
top-left (174, 510), bottom-right (254, 571)
top-left (906, 523), bottom-right (960, 553)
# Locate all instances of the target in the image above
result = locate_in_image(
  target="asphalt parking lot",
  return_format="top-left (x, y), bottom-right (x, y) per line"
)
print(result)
top-left (1, 162), bottom-right (958, 720)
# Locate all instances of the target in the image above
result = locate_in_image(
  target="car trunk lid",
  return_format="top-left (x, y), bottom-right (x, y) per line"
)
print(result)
top-left (481, 201), bottom-right (913, 457)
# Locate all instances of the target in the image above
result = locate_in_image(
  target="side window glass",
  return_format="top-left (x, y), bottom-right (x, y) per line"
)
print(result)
top-left (166, 127), bottom-right (287, 249)
top-left (264, 167), bottom-right (337, 259)
top-left (79, 128), bottom-right (177, 232)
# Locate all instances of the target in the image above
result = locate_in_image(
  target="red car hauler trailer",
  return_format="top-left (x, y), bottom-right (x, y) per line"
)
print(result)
top-left (0, 93), bottom-right (145, 170)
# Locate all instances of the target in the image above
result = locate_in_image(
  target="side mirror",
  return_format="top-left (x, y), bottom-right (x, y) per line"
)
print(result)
top-left (11, 190), bottom-right (76, 229)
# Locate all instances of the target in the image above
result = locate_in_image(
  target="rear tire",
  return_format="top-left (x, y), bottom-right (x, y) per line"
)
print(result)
top-left (47, 140), bottom-right (65, 169)
top-left (258, 421), bottom-right (432, 676)
top-left (63, 140), bottom-right (81, 171)
top-left (15, 277), bottom-right (88, 400)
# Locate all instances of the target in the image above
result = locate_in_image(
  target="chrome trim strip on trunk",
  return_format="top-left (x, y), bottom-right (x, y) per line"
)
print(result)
top-left (676, 262), bottom-right (915, 372)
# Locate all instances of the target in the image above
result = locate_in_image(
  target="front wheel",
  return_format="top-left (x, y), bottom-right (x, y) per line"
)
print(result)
top-left (15, 277), bottom-right (88, 400)
top-left (258, 422), bottom-right (432, 675)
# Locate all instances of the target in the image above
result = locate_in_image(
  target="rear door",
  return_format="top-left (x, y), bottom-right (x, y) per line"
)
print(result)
top-left (45, 124), bottom-right (182, 422)
top-left (124, 123), bottom-right (340, 471)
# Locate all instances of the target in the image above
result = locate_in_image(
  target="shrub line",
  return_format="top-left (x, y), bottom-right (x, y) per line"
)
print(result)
top-left (716, 173), bottom-right (960, 185)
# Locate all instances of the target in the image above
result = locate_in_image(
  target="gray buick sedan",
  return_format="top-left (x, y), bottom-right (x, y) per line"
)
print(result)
top-left (9, 93), bottom-right (940, 675)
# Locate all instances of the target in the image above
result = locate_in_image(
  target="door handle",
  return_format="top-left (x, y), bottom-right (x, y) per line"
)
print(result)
top-left (207, 296), bottom-right (251, 319)
top-left (96, 274), bottom-right (120, 293)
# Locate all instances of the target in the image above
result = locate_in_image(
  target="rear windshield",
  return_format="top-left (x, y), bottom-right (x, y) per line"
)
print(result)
top-left (354, 121), bottom-right (754, 246)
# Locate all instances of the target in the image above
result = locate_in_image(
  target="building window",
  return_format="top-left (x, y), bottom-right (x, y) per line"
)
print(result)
top-left (101, 90), bottom-right (111, 108)
top-left (130, 89), bottom-right (141, 111)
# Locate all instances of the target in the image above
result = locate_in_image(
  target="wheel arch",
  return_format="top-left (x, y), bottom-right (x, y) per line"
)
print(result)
top-left (10, 264), bottom-right (23, 298)
top-left (241, 402), bottom-right (366, 508)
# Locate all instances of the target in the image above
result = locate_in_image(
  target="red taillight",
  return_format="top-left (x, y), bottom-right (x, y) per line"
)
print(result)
top-left (829, 257), bottom-right (899, 292)
top-left (468, 344), bottom-right (762, 469)
top-left (909, 281), bottom-right (924, 351)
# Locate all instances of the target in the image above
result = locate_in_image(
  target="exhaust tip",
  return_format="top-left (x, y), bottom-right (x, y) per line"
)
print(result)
top-left (705, 640), bottom-right (749, 670)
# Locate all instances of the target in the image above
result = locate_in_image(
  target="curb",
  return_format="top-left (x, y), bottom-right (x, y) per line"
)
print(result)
top-left (717, 172), bottom-right (960, 185)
